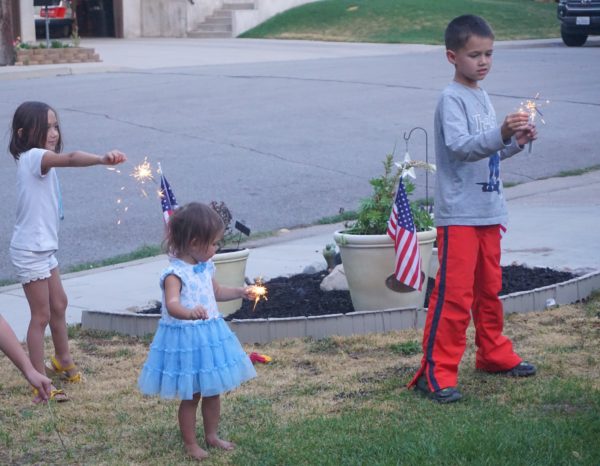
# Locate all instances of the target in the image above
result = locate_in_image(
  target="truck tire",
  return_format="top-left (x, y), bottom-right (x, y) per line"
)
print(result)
top-left (561, 27), bottom-right (588, 46)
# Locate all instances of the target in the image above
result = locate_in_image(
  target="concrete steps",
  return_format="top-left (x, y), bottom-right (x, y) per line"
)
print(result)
top-left (188, 2), bottom-right (255, 39)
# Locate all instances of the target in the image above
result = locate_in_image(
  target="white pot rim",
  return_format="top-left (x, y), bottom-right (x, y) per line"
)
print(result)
top-left (213, 248), bottom-right (250, 262)
top-left (334, 228), bottom-right (436, 246)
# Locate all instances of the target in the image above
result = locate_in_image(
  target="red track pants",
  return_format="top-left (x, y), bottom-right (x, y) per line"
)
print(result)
top-left (409, 225), bottom-right (522, 391)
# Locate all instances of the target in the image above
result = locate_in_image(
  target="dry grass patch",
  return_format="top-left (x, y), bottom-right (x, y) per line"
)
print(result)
top-left (1, 299), bottom-right (599, 464)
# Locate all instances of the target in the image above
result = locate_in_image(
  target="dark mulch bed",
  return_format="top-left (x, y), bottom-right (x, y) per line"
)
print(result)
top-left (224, 265), bottom-right (576, 320)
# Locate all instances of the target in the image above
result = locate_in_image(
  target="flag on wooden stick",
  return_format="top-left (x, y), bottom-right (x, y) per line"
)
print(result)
top-left (159, 165), bottom-right (178, 224)
top-left (387, 177), bottom-right (423, 291)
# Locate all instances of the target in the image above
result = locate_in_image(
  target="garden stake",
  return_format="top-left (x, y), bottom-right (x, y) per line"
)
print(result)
top-left (403, 127), bottom-right (431, 213)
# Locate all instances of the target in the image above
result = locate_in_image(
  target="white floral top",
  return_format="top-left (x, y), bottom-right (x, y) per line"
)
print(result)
top-left (159, 258), bottom-right (220, 323)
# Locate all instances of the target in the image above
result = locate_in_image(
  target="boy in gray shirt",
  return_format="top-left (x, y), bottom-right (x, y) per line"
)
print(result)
top-left (409, 15), bottom-right (537, 403)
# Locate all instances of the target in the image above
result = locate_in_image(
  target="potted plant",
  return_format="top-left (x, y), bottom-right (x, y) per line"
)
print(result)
top-left (333, 154), bottom-right (436, 312)
top-left (209, 201), bottom-right (251, 315)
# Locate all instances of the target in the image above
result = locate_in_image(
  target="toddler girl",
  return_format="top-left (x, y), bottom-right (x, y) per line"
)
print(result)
top-left (8, 101), bottom-right (127, 402)
top-left (138, 202), bottom-right (257, 460)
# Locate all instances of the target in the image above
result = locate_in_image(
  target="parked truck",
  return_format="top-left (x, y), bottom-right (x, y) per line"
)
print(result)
top-left (557, 0), bottom-right (600, 46)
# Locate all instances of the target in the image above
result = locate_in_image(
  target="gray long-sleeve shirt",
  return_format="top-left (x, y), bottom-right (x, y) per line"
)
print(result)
top-left (433, 81), bottom-right (523, 227)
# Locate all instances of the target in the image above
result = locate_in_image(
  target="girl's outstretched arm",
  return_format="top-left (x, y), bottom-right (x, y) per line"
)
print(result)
top-left (41, 149), bottom-right (127, 174)
top-left (213, 279), bottom-right (255, 302)
top-left (0, 316), bottom-right (51, 401)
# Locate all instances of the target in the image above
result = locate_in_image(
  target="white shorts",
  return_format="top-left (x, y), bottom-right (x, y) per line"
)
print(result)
top-left (9, 247), bottom-right (58, 284)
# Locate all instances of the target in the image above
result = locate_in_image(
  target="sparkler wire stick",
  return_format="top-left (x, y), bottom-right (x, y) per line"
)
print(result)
top-left (47, 401), bottom-right (70, 456)
top-left (520, 93), bottom-right (548, 154)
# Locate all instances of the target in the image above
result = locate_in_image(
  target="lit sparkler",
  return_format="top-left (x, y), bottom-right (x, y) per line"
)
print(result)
top-left (250, 277), bottom-right (268, 312)
top-left (107, 156), bottom-right (162, 225)
top-left (519, 93), bottom-right (549, 153)
top-left (131, 157), bottom-right (155, 183)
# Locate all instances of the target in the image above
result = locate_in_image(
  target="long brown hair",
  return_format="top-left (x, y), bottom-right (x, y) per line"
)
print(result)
top-left (164, 202), bottom-right (224, 257)
top-left (9, 101), bottom-right (63, 160)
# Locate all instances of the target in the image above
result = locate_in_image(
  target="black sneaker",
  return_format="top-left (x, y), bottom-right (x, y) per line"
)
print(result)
top-left (501, 361), bottom-right (537, 377)
top-left (414, 376), bottom-right (463, 403)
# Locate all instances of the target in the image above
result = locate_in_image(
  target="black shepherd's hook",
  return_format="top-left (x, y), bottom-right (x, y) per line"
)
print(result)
top-left (402, 126), bottom-right (430, 212)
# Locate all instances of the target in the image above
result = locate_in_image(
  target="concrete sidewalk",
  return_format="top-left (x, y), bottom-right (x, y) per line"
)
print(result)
top-left (4, 37), bottom-right (597, 80)
top-left (1, 171), bottom-right (599, 341)
top-left (0, 37), bottom-right (441, 80)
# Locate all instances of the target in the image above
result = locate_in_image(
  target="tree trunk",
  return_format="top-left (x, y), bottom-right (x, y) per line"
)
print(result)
top-left (0, 0), bottom-right (15, 66)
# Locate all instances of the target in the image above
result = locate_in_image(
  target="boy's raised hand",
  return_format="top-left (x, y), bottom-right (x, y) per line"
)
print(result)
top-left (500, 111), bottom-right (531, 142)
top-left (515, 124), bottom-right (538, 147)
top-left (101, 150), bottom-right (127, 165)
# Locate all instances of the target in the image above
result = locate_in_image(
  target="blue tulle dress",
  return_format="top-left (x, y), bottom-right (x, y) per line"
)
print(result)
top-left (138, 258), bottom-right (256, 400)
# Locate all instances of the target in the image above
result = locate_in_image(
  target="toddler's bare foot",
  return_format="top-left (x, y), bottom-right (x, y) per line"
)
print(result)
top-left (206, 436), bottom-right (236, 451)
top-left (185, 443), bottom-right (209, 461)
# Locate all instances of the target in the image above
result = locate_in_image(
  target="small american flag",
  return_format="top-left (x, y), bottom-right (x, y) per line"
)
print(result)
top-left (160, 171), bottom-right (178, 224)
top-left (387, 177), bottom-right (423, 291)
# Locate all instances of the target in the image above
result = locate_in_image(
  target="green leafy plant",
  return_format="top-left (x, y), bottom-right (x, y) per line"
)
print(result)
top-left (13, 37), bottom-right (71, 51)
top-left (50, 40), bottom-right (70, 48)
top-left (345, 153), bottom-right (433, 235)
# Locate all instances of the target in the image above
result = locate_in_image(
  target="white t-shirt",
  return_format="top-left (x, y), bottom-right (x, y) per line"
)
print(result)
top-left (10, 148), bottom-right (61, 252)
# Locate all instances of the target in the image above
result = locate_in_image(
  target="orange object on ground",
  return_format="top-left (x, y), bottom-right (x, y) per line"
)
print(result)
top-left (249, 352), bottom-right (272, 364)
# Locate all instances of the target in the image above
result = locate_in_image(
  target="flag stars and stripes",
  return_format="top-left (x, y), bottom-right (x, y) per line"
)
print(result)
top-left (160, 172), bottom-right (179, 224)
top-left (387, 178), bottom-right (423, 291)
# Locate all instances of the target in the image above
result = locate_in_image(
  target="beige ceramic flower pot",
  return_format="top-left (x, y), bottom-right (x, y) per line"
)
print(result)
top-left (213, 248), bottom-right (250, 316)
top-left (333, 229), bottom-right (436, 311)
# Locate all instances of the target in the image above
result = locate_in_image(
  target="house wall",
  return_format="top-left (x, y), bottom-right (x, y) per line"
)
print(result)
top-left (17, 0), bottom-right (36, 42)
top-left (17, 0), bottom-right (317, 41)
top-left (121, 0), bottom-right (221, 38)
top-left (121, 0), bottom-right (141, 38)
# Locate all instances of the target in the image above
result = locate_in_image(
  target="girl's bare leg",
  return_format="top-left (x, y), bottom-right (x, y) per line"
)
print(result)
top-left (46, 268), bottom-right (76, 375)
top-left (179, 394), bottom-right (209, 460)
top-left (202, 395), bottom-right (235, 450)
top-left (23, 277), bottom-right (61, 399)
top-left (23, 278), bottom-right (52, 375)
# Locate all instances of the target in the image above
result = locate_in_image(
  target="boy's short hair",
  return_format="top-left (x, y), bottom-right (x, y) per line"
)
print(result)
top-left (445, 15), bottom-right (494, 51)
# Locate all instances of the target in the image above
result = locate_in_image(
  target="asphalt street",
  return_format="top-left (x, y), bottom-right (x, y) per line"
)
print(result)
top-left (0, 37), bottom-right (599, 281)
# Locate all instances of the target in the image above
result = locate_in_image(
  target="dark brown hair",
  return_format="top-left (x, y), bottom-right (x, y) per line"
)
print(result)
top-left (445, 15), bottom-right (494, 52)
top-left (164, 202), bottom-right (224, 257)
top-left (9, 101), bottom-right (63, 160)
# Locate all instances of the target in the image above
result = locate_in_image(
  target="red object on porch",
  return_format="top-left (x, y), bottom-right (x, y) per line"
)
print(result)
top-left (40, 7), bottom-right (67, 19)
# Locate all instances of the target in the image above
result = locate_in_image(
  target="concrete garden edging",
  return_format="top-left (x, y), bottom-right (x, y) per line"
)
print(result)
top-left (81, 270), bottom-right (600, 344)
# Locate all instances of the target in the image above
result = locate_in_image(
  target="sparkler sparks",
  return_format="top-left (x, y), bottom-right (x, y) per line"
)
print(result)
top-left (131, 157), bottom-right (155, 183)
top-left (250, 278), bottom-right (268, 311)
top-left (107, 156), bottom-right (163, 225)
top-left (519, 93), bottom-right (550, 153)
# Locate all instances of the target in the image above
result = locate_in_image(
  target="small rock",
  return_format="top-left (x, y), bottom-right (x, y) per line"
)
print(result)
top-left (545, 298), bottom-right (558, 309)
top-left (320, 265), bottom-right (349, 291)
top-left (303, 261), bottom-right (327, 274)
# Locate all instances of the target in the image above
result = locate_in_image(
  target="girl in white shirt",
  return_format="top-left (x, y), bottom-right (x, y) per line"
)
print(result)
top-left (8, 101), bottom-right (127, 402)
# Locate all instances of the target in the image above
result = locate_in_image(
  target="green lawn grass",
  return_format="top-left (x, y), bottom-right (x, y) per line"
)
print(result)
top-left (1, 297), bottom-right (599, 465)
top-left (241, 0), bottom-right (559, 43)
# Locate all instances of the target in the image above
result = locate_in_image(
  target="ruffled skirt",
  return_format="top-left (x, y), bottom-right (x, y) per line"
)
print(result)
top-left (138, 317), bottom-right (256, 400)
